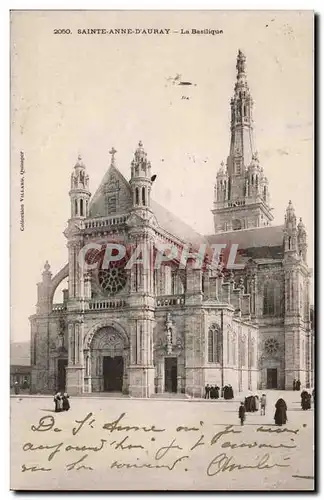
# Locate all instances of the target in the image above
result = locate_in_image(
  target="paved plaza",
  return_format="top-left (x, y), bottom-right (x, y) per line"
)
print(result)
top-left (11, 390), bottom-right (314, 491)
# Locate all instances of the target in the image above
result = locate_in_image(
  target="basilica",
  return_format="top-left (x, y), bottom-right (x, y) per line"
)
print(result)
top-left (30, 50), bottom-right (313, 397)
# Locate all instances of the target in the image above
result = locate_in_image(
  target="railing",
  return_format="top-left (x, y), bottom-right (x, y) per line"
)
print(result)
top-left (52, 303), bottom-right (66, 312)
top-left (89, 298), bottom-right (127, 310)
top-left (85, 214), bottom-right (127, 229)
top-left (156, 295), bottom-right (185, 307)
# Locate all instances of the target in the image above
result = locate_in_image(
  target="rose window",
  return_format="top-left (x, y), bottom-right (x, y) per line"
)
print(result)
top-left (264, 338), bottom-right (279, 355)
top-left (97, 262), bottom-right (127, 296)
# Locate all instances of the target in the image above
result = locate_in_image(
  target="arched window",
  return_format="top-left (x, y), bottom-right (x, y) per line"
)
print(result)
top-left (86, 200), bottom-right (88, 216)
top-left (142, 187), bottom-right (146, 206)
top-left (288, 236), bottom-right (292, 250)
top-left (232, 332), bottom-right (237, 366)
top-left (263, 280), bottom-right (281, 316)
top-left (80, 199), bottom-right (84, 217)
top-left (135, 188), bottom-right (139, 205)
top-left (240, 333), bottom-right (246, 367)
top-left (208, 324), bottom-right (222, 363)
top-left (263, 186), bottom-right (267, 201)
top-left (74, 199), bottom-right (78, 216)
top-left (249, 337), bottom-right (256, 368)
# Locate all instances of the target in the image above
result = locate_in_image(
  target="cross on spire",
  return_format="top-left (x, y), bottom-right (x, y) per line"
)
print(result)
top-left (109, 147), bottom-right (117, 166)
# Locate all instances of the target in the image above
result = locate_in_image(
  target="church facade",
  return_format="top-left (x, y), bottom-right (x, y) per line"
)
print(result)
top-left (30, 50), bottom-right (313, 397)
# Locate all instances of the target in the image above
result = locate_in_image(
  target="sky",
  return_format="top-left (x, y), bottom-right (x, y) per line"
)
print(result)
top-left (10, 10), bottom-right (313, 342)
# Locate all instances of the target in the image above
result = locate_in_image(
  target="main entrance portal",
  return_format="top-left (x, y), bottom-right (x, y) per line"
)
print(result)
top-left (88, 325), bottom-right (129, 393)
top-left (267, 368), bottom-right (278, 389)
top-left (103, 356), bottom-right (123, 392)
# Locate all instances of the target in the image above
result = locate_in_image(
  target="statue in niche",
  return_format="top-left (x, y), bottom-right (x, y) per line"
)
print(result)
top-left (165, 313), bottom-right (173, 355)
top-left (57, 317), bottom-right (66, 352)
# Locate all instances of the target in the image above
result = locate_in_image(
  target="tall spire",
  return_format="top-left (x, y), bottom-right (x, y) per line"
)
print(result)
top-left (236, 49), bottom-right (247, 80)
top-left (212, 50), bottom-right (273, 232)
top-left (228, 49), bottom-right (254, 176)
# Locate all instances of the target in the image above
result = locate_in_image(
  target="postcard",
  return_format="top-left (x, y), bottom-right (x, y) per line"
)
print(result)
top-left (10, 10), bottom-right (314, 490)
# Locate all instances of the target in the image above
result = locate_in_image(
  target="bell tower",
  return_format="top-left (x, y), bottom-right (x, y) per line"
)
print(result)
top-left (212, 50), bottom-right (273, 232)
top-left (69, 155), bottom-right (91, 219)
top-left (130, 141), bottom-right (153, 211)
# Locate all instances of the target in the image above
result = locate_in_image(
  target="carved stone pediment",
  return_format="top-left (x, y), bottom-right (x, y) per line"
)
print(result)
top-left (126, 210), bottom-right (158, 228)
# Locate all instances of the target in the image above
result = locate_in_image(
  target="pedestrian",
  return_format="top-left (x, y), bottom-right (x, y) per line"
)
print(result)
top-left (274, 398), bottom-right (288, 426)
top-left (54, 391), bottom-right (63, 412)
top-left (295, 379), bottom-right (301, 391)
top-left (239, 402), bottom-right (246, 426)
top-left (14, 381), bottom-right (19, 395)
top-left (301, 390), bottom-right (311, 410)
top-left (62, 392), bottom-right (70, 411)
top-left (250, 393), bottom-right (256, 412)
top-left (204, 384), bottom-right (210, 399)
top-left (260, 393), bottom-right (267, 415)
top-left (255, 394), bottom-right (260, 411)
top-left (228, 384), bottom-right (234, 399)
top-left (293, 379), bottom-right (296, 391)
top-left (215, 385), bottom-right (220, 400)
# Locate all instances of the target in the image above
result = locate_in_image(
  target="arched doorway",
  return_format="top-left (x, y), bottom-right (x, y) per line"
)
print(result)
top-left (86, 326), bottom-right (129, 393)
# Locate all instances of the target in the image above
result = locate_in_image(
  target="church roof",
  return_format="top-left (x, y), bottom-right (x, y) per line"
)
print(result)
top-left (205, 225), bottom-right (284, 259)
top-left (151, 199), bottom-right (207, 247)
top-left (87, 163), bottom-right (283, 259)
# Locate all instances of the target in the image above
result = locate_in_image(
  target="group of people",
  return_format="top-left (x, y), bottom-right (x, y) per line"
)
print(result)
top-left (54, 391), bottom-right (70, 412)
top-left (244, 393), bottom-right (260, 413)
top-left (12, 379), bottom-right (30, 394)
top-left (204, 384), bottom-right (234, 400)
top-left (239, 395), bottom-right (287, 426)
top-left (293, 379), bottom-right (301, 391)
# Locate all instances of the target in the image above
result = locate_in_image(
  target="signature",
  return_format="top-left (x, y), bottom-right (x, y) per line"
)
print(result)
top-left (206, 452), bottom-right (290, 476)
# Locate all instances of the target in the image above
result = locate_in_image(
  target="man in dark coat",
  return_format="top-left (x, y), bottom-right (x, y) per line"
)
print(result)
top-left (215, 386), bottom-right (220, 399)
top-left (228, 385), bottom-right (234, 399)
top-left (293, 379), bottom-right (296, 391)
top-left (204, 384), bottom-right (210, 399)
top-left (274, 398), bottom-right (288, 426)
top-left (239, 402), bottom-right (246, 426)
top-left (295, 379), bottom-right (301, 391)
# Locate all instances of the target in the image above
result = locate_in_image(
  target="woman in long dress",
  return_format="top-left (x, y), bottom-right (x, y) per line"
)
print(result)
top-left (62, 393), bottom-right (70, 411)
top-left (274, 398), bottom-right (288, 426)
top-left (301, 390), bottom-right (311, 410)
top-left (54, 391), bottom-right (63, 412)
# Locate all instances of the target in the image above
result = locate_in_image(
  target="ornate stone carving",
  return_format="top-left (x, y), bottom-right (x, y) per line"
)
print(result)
top-left (264, 337), bottom-right (279, 355)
